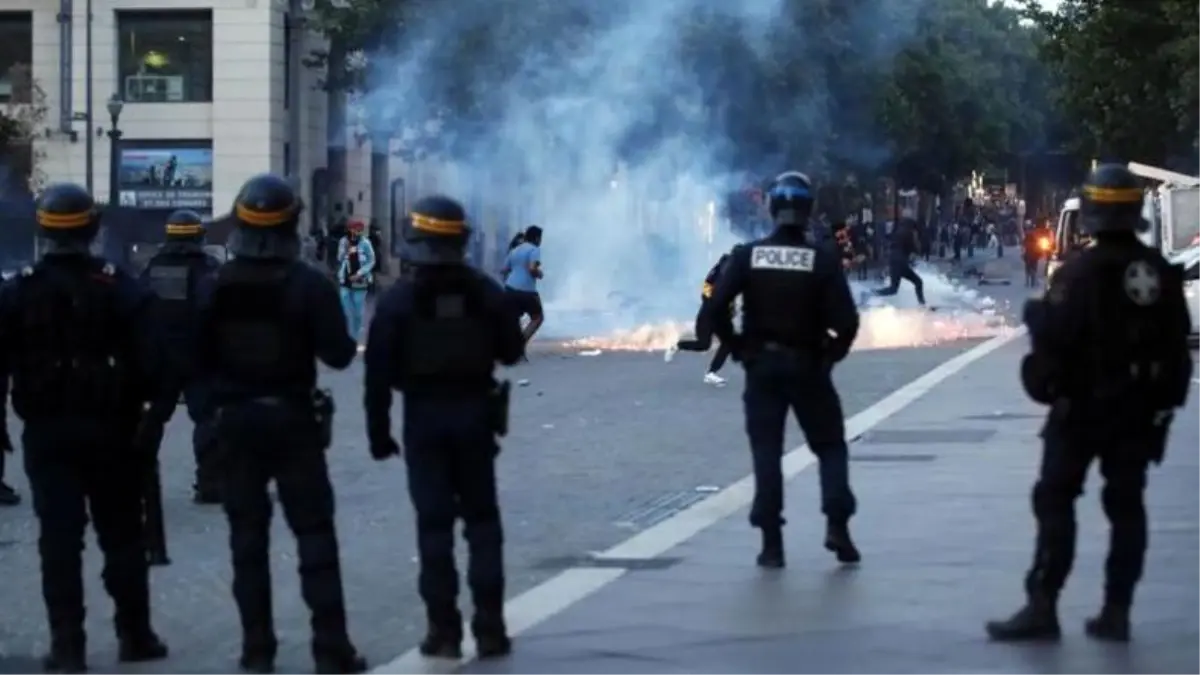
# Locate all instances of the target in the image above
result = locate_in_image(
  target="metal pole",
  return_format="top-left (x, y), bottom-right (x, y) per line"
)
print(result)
top-left (107, 117), bottom-right (120, 206)
top-left (84, 0), bottom-right (94, 194)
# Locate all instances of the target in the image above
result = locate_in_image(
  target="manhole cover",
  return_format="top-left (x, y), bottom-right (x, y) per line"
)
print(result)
top-left (856, 429), bottom-right (995, 444)
top-left (530, 555), bottom-right (682, 571)
top-left (851, 454), bottom-right (937, 462)
top-left (961, 412), bottom-right (1041, 421)
top-left (615, 490), bottom-right (708, 529)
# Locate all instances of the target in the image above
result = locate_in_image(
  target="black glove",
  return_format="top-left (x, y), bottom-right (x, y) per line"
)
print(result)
top-left (369, 435), bottom-right (401, 461)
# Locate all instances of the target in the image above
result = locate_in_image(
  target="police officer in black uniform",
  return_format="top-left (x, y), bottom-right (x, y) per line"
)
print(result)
top-left (139, 209), bottom-right (223, 505)
top-left (195, 174), bottom-right (366, 673)
top-left (0, 183), bottom-right (169, 672)
top-left (705, 170), bottom-right (862, 569)
top-left (365, 195), bottom-right (523, 659)
top-left (986, 164), bottom-right (1194, 643)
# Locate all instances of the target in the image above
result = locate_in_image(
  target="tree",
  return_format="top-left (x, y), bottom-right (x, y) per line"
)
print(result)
top-left (304, 0), bottom-right (414, 218)
top-left (874, 0), bottom-right (1047, 192)
top-left (1024, 0), bottom-right (1199, 169)
top-left (0, 63), bottom-right (49, 196)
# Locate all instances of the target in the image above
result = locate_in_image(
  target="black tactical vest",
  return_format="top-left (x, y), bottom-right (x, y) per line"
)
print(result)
top-left (209, 261), bottom-right (311, 395)
top-left (742, 241), bottom-right (822, 349)
top-left (1086, 249), bottom-right (1181, 410)
top-left (10, 259), bottom-right (131, 419)
top-left (145, 253), bottom-right (201, 337)
top-left (402, 269), bottom-right (494, 391)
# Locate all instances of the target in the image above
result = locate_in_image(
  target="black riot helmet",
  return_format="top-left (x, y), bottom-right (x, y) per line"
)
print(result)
top-left (766, 171), bottom-right (815, 229)
top-left (225, 173), bottom-right (303, 260)
top-left (35, 182), bottom-right (100, 255)
top-left (164, 209), bottom-right (206, 242)
top-left (402, 194), bottom-right (471, 265)
top-left (1080, 163), bottom-right (1145, 235)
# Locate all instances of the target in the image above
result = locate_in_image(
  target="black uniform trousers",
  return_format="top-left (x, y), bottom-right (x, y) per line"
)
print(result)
top-left (677, 299), bottom-right (733, 373)
top-left (215, 400), bottom-right (352, 660)
top-left (402, 395), bottom-right (504, 630)
top-left (1026, 422), bottom-right (1151, 607)
top-left (877, 257), bottom-right (926, 305)
top-left (22, 420), bottom-right (151, 645)
top-left (184, 383), bottom-right (219, 493)
top-left (742, 349), bottom-right (857, 529)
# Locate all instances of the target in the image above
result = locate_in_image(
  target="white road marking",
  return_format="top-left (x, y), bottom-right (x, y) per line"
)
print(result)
top-left (372, 328), bottom-right (1027, 674)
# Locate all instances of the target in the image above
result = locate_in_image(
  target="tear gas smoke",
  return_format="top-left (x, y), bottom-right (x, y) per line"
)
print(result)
top-left (361, 0), bottom-right (993, 349)
top-left (563, 266), bottom-right (1015, 353)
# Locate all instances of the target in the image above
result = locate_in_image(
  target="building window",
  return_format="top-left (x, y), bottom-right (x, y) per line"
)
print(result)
top-left (0, 12), bottom-right (33, 103)
top-left (116, 10), bottom-right (213, 103)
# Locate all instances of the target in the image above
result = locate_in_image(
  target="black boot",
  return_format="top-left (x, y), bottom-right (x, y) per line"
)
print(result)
top-left (756, 527), bottom-right (785, 568)
top-left (0, 481), bottom-right (19, 506)
top-left (1084, 604), bottom-right (1131, 642)
top-left (313, 644), bottom-right (367, 674)
top-left (42, 632), bottom-right (86, 674)
top-left (117, 628), bottom-right (168, 663)
top-left (419, 608), bottom-right (463, 659)
top-left (238, 630), bottom-right (277, 674)
top-left (472, 610), bottom-right (512, 659)
top-left (824, 520), bottom-right (861, 564)
top-left (985, 593), bottom-right (1061, 641)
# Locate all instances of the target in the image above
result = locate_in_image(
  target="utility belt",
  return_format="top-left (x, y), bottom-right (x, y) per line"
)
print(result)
top-left (742, 340), bottom-right (823, 367)
top-left (213, 388), bottom-right (335, 450)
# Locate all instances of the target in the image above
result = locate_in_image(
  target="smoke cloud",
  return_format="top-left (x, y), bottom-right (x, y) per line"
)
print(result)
top-left (360, 0), bottom-right (992, 345)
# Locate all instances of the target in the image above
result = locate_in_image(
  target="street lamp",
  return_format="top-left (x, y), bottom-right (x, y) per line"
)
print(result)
top-left (105, 95), bottom-right (124, 207)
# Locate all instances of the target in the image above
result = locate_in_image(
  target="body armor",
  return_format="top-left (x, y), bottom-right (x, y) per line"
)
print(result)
top-left (742, 240), bottom-right (823, 350)
top-left (1085, 249), bottom-right (1183, 411)
top-left (10, 260), bottom-right (130, 418)
top-left (208, 261), bottom-right (311, 395)
top-left (402, 270), bottom-right (493, 390)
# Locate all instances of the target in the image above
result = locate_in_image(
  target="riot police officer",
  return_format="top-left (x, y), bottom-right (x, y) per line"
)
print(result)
top-left (986, 164), bottom-right (1194, 643)
top-left (364, 195), bottom-right (523, 659)
top-left (194, 174), bottom-right (365, 673)
top-left (139, 209), bottom-right (223, 506)
top-left (0, 183), bottom-right (169, 672)
top-left (705, 170), bottom-right (862, 569)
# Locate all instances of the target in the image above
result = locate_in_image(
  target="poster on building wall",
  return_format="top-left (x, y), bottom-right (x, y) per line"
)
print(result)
top-left (117, 142), bottom-right (213, 210)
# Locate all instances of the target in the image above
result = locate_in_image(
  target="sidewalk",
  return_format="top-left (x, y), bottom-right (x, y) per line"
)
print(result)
top-left (404, 337), bottom-right (1197, 674)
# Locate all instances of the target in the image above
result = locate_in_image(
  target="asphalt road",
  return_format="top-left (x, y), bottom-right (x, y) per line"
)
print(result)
top-left (0, 338), bottom-right (988, 673)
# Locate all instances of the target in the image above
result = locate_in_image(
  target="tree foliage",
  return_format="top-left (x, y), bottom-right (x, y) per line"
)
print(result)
top-left (1024, 0), bottom-right (1199, 168)
top-left (0, 64), bottom-right (49, 194)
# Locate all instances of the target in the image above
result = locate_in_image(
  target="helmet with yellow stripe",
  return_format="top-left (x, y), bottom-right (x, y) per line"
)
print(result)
top-left (35, 182), bottom-right (100, 246)
top-left (1080, 163), bottom-right (1145, 235)
top-left (402, 194), bottom-right (471, 265)
top-left (164, 209), bottom-right (205, 242)
top-left (226, 173), bottom-right (303, 260)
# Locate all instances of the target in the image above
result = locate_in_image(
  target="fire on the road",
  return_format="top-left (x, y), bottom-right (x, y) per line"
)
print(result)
top-left (565, 306), bottom-right (1010, 353)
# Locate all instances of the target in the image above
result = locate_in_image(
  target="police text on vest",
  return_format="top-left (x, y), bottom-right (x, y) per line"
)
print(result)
top-left (750, 246), bottom-right (815, 272)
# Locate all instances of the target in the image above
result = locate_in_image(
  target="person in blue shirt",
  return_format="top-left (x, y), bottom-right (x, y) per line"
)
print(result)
top-left (502, 225), bottom-right (544, 346)
top-left (337, 219), bottom-right (376, 343)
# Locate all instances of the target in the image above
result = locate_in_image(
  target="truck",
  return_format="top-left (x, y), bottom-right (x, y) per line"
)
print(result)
top-left (1047, 162), bottom-right (1199, 341)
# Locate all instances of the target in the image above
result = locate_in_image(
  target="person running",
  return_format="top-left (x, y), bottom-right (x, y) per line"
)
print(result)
top-left (664, 253), bottom-right (734, 387)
